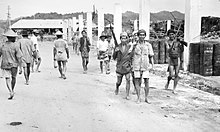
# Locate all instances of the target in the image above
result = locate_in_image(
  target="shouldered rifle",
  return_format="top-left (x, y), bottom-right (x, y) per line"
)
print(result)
top-left (109, 23), bottom-right (119, 47)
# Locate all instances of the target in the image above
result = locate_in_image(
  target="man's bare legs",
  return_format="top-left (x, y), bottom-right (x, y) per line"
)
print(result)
top-left (115, 75), bottom-right (123, 95)
top-left (144, 78), bottom-right (150, 103)
top-left (100, 61), bottom-right (103, 73)
top-left (125, 73), bottom-right (131, 100)
top-left (62, 61), bottom-right (67, 79)
top-left (82, 57), bottom-right (89, 73)
top-left (57, 61), bottom-right (63, 78)
top-left (7, 68), bottom-right (18, 99)
top-left (115, 74), bottom-right (130, 100)
top-left (173, 64), bottom-right (180, 94)
top-left (35, 58), bottom-right (41, 72)
top-left (134, 78), bottom-right (141, 103)
top-left (165, 65), bottom-right (174, 90)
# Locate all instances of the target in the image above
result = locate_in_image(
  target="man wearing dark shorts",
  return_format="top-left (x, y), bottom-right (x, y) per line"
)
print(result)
top-left (0, 29), bottom-right (23, 99)
top-left (165, 29), bottom-right (187, 94)
top-left (17, 30), bottom-right (34, 85)
top-left (113, 32), bottom-right (133, 100)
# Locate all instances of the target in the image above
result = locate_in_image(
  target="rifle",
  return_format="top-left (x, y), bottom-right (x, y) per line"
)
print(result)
top-left (109, 23), bottom-right (119, 47)
top-left (104, 18), bottom-right (119, 47)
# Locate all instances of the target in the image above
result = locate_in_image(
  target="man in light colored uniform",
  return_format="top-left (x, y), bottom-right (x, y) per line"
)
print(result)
top-left (132, 29), bottom-right (154, 104)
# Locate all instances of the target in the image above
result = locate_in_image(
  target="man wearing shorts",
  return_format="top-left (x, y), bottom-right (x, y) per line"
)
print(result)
top-left (113, 32), bottom-right (133, 100)
top-left (17, 30), bottom-right (34, 85)
top-left (97, 32), bottom-right (108, 74)
top-left (53, 31), bottom-right (69, 79)
top-left (0, 29), bottom-right (23, 99)
top-left (132, 29), bottom-right (154, 104)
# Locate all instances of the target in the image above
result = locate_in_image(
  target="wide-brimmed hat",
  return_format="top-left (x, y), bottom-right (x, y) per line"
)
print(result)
top-left (100, 31), bottom-right (107, 38)
top-left (3, 29), bottom-right (18, 37)
top-left (55, 31), bottom-right (63, 35)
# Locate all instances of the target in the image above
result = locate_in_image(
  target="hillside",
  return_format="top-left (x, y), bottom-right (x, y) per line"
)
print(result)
top-left (0, 11), bottom-right (184, 32)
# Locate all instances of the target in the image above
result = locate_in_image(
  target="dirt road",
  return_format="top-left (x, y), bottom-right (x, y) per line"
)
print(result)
top-left (0, 42), bottom-right (220, 132)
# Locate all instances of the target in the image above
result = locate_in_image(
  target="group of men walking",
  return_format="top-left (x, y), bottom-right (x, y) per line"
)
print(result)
top-left (0, 27), bottom-right (186, 103)
top-left (0, 29), bottom-right (41, 99)
top-left (95, 28), bottom-right (186, 103)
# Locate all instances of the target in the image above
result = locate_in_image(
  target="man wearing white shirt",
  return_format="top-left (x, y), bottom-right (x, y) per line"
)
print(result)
top-left (30, 30), bottom-right (41, 72)
top-left (97, 32), bottom-right (109, 74)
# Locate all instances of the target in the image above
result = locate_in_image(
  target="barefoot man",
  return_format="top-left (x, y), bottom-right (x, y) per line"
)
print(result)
top-left (17, 30), bottom-right (34, 85)
top-left (133, 29), bottom-right (154, 103)
top-left (113, 32), bottom-right (133, 100)
top-left (0, 29), bottom-right (23, 99)
top-left (53, 31), bottom-right (69, 79)
top-left (165, 29), bottom-right (187, 94)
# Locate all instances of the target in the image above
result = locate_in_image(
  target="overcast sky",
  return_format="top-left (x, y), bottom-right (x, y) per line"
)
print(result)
top-left (0, 0), bottom-right (186, 20)
top-left (1, 0), bottom-right (220, 20)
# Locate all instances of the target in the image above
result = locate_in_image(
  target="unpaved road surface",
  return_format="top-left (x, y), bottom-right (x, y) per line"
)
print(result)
top-left (0, 42), bottom-right (220, 132)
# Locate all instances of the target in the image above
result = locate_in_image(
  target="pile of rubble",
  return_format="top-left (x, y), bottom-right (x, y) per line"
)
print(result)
top-left (152, 64), bottom-right (220, 96)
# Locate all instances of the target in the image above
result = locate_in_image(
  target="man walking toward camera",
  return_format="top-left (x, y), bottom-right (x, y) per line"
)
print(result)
top-left (113, 32), bottom-right (133, 100)
top-left (132, 29), bottom-right (154, 104)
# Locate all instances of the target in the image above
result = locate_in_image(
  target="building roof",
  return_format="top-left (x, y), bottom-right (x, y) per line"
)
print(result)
top-left (11, 19), bottom-right (64, 29)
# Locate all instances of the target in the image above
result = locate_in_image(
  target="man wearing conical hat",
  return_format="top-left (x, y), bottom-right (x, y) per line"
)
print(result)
top-left (53, 30), bottom-right (69, 79)
top-left (97, 31), bottom-right (108, 74)
top-left (17, 30), bottom-right (34, 85)
top-left (0, 29), bottom-right (23, 99)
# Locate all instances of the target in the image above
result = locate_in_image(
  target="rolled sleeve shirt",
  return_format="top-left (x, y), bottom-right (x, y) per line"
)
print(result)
top-left (133, 41), bottom-right (154, 71)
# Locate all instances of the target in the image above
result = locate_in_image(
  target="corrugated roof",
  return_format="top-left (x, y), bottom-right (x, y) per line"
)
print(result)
top-left (11, 19), bottom-right (64, 29)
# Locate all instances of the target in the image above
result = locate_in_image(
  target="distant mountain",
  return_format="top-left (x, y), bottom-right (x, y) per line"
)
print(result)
top-left (122, 10), bottom-right (184, 22)
top-left (1, 10), bottom-right (184, 32)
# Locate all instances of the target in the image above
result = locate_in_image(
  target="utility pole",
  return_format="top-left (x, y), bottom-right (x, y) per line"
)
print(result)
top-left (7, 5), bottom-right (11, 29)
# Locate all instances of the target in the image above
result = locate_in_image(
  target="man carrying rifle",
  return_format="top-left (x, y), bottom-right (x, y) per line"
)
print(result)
top-left (113, 32), bottom-right (133, 100)
top-left (165, 29), bottom-right (187, 94)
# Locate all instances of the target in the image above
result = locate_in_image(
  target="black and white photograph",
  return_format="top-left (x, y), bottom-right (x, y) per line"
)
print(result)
top-left (0, 0), bottom-right (220, 131)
